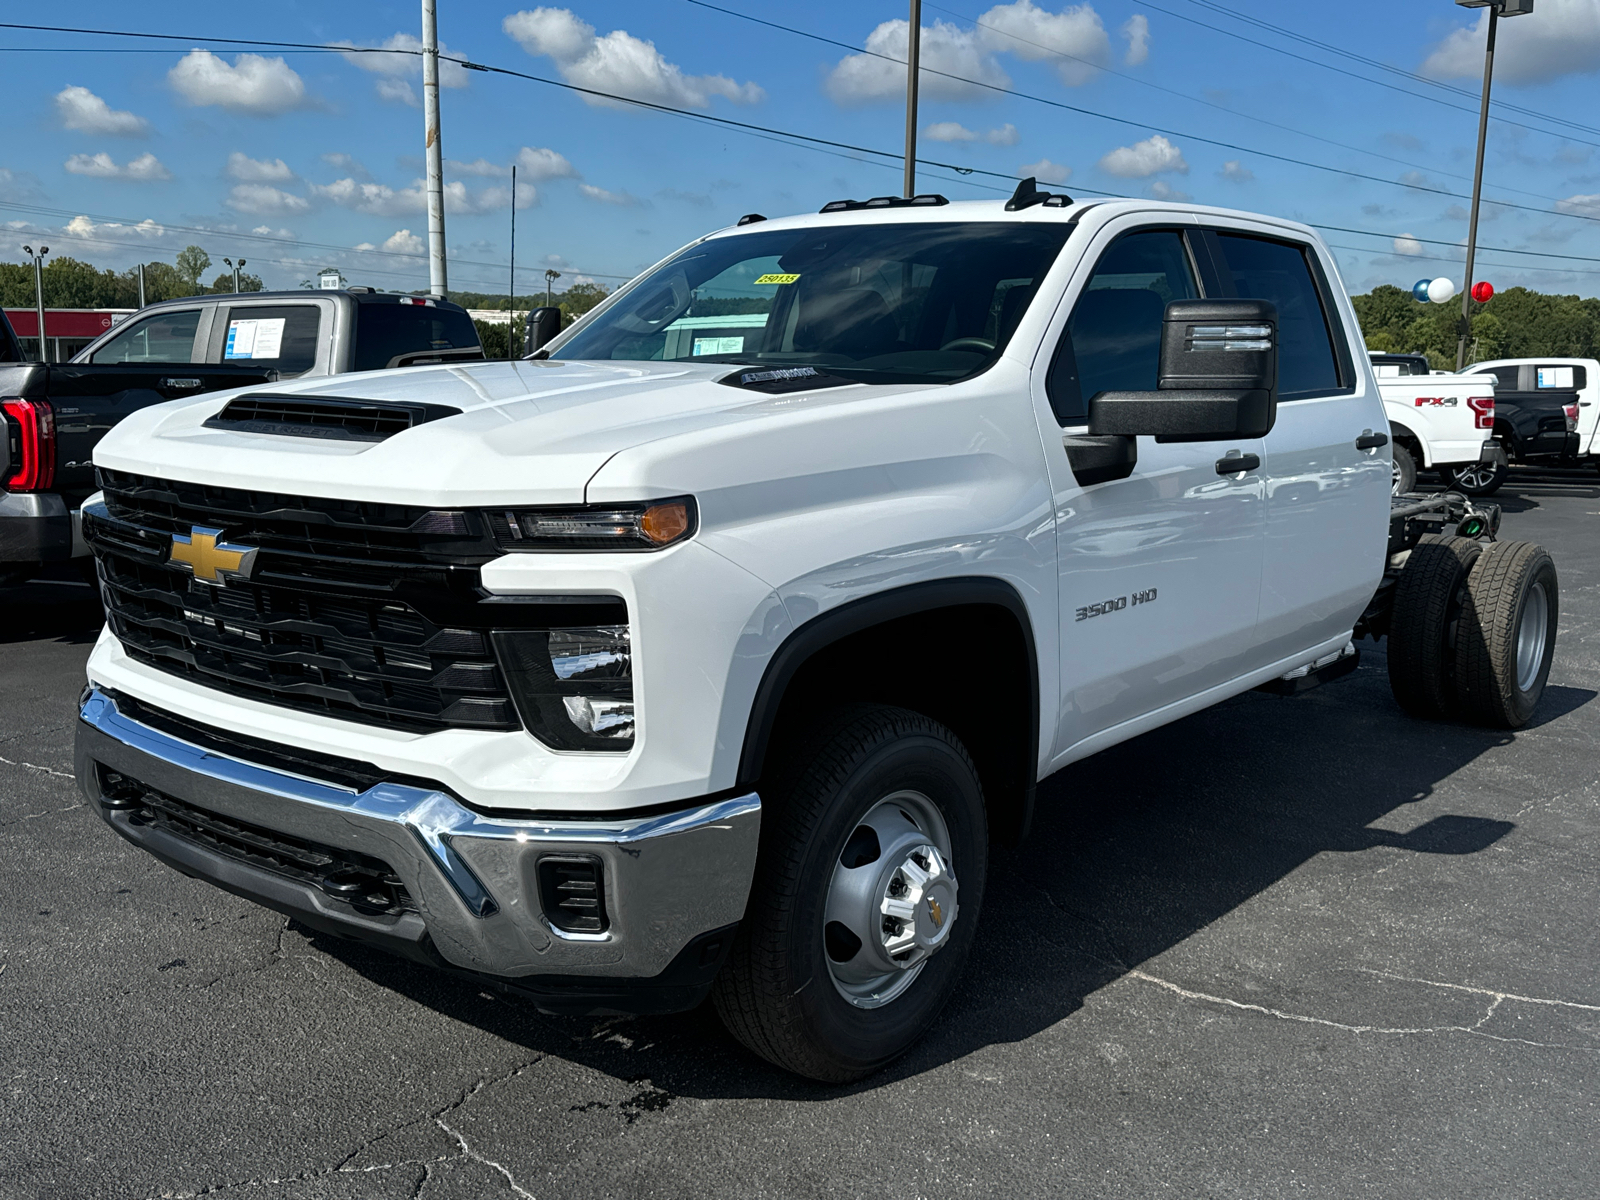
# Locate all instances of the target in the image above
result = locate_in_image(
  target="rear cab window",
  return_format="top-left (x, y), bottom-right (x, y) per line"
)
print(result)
top-left (1535, 364), bottom-right (1586, 390)
top-left (216, 304), bottom-right (323, 377)
top-left (1208, 232), bottom-right (1345, 399)
top-left (353, 303), bottom-right (481, 371)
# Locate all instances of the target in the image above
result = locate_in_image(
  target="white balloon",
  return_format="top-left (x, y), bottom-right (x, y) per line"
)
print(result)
top-left (1427, 277), bottom-right (1456, 304)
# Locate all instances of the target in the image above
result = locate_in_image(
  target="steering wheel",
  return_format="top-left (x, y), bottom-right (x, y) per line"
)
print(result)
top-left (939, 337), bottom-right (995, 353)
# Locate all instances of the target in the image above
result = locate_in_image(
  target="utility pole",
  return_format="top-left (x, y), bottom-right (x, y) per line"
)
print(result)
top-left (508, 164), bottom-right (517, 358)
top-left (23, 244), bottom-right (48, 362)
top-left (1454, 0), bottom-right (1535, 370)
top-left (902, 0), bottom-right (922, 197)
top-left (422, 0), bottom-right (448, 298)
top-left (137, 262), bottom-right (147, 308)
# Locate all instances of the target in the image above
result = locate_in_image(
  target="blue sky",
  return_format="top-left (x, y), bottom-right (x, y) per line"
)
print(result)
top-left (4, 0), bottom-right (1600, 299)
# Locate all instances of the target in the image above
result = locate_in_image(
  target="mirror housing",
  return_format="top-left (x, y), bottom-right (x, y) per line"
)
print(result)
top-left (1087, 299), bottom-right (1278, 442)
top-left (524, 306), bottom-right (563, 353)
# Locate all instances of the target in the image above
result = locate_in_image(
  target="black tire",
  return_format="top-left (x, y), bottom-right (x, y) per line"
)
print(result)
top-left (1443, 457), bottom-right (1508, 497)
top-left (713, 705), bottom-right (987, 1082)
top-left (1391, 442), bottom-right (1418, 495)
top-left (1453, 541), bottom-right (1558, 728)
top-left (1387, 535), bottom-right (1483, 720)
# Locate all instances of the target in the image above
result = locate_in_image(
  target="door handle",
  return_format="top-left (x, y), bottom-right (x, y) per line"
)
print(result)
top-left (1215, 452), bottom-right (1260, 475)
top-left (1355, 430), bottom-right (1389, 450)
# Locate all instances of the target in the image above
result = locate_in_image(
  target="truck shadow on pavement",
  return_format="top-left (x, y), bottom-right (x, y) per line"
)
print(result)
top-left (0, 576), bottom-right (102, 646)
top-left (310, 651), bottom-right (1597, 1100)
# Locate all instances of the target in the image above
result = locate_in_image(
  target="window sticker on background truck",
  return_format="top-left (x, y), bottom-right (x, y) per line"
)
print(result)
top-left (1076, 588), bottom-right (1158, 621)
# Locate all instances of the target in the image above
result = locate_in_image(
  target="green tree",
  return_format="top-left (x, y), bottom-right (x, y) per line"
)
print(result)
top-left (174, 245), bottom-right (211, 293)
top-left (473, 319), bottom-right (510, 358)
top-left (558, 281), bottom-right (609, 326)
top-left (206, 270), bottom-right (264, 294)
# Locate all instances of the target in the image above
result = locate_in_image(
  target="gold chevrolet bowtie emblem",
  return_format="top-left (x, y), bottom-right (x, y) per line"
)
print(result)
top-left (168, 526), bottom-right (258, 585)
top-left (927, 897), bottom-right (944, 929)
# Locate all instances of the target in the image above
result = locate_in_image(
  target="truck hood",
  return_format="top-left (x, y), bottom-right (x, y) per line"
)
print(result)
top-left (92, 359), bottom-right (876, 507)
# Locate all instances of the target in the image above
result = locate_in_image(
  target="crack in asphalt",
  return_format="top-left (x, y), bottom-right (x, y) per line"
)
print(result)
top-left (137, 1053), bottom-right (551, 1199)
top-left (1130, 970), bottom-right (1600, 1051)
top-left (0, 753), bottom-right (76, 780)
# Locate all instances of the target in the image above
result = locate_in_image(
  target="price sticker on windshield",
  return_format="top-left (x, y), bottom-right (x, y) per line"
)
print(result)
top-left (754, 273), bottom-right (801, 285)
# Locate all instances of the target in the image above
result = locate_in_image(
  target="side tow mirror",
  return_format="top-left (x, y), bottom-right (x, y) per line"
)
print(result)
top-left (524, 306), bottom-right (563, 354)
top-left (1089, 299), bottom-right (1278, 443)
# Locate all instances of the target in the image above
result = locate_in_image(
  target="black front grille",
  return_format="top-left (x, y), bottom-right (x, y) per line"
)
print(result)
top-left (89, 471), bottom-right (518, 732)
top-left (99, 766), bottom-right (416, 915)
top-left (203, 393), bottom-right (461, 443)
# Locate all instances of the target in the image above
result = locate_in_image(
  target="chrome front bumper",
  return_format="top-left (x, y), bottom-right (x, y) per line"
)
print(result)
top-left (76, 689), bottom-right (760, 1006)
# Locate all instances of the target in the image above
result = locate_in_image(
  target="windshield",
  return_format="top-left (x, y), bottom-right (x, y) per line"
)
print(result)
top-left (554, 221), bottom-right (1072, 384)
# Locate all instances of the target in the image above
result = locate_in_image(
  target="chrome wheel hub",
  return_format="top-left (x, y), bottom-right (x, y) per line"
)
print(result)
top-left (823, 791), bottom-right (958, 1010)
top-left (1516, 581), bottom-right (1549, 692)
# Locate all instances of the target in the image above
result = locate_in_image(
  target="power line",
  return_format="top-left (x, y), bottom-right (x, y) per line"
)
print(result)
top-left (670, 0), bottom-right (1600, 227)
top-left (1324, 242), bottom-right (1600, 281)
top-left (1172, 0), bottom-right (1600, 142)
top-left (1127, 0), bottom-right (1600, 149)
top-left (1310, 224), bottom-right (1600, 265)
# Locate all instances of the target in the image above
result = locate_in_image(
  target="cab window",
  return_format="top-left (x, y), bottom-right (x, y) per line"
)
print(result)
top-left (89, 309), bottom-right (202, 364)
top-left (1212, 234), bottom-right (1341, 399)
top-left (1047, 229), bottom-right (1198, 424)
top-left (218, 305), bottom-right (321, 377)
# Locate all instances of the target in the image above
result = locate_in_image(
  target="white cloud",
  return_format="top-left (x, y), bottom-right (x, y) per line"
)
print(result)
top-left (1218, 159), bottom-right (1254, 183)
top-left (1394, 233), bottom-right (1425, 257)
top-left (578, 183), bottom-right (641, 206)
top-left (61, 214), bottom-right (167, 241)
top-left (978, 0), bottom-right (1111, 87)
top-left (54, 86), bottom-right (149, 137)
top-left (1422, 0), bottom-right (1600, 85)
top-left (168, 50), bottom-right (312, 115)
top-left (226, 184), bottom-right (312, 215)
top-left (925, 121), bottom-right (978, 142)
top-left (382, 229), bottom-right (425, 255)
top-left (321, 153), bottom-right (372, 180)
top-left (1555, 192), bottom-right (1600, 218)
top-left (251, 224), bottom-right (295, 238)
top-left (227, 152), bottom-right (295, 182)
top-left (312, 176), bottom-right (516, 216)
top-left (1149, 180), bottom-right (1191, 202)
top-left (1020, 158), bottom-right (1072, 184)
top-left (826, 18), bottom-right (1009, 104)
top-left (338, 32), bottom-right (472, 92)
top-left (987, 123), bottom-right (1020, 146)
top-left (516, 146), bottom-right (578, 181)
top-left (1099, 134), bottom-right (1187, 178)
top-left (1123, 14), bottom-right (1150, 66)
top-left (377, 78), bottom-right (418, 107)
top-left (448, 158), bottom-right (511, 177)
top-left (64, 152), bottom-right (172, 181)
top-left (504, 8), bottom-right (763, 108)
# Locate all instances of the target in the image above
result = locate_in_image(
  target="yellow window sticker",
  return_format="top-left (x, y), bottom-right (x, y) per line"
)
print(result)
top-left (754, 273), bottom-right (801, 285)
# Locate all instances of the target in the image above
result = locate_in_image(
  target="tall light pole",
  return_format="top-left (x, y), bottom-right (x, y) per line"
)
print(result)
top-left (224, 257), bottom-right (246, 293)
top-left (902, 0), bottom-right (922, 197)
top-left (23, 244), bottom-right (48, 362)
top-left (508, 165), bottom-right (517, 358)
top-left (422, 0), bottom-right (448, 298)
top-left (545, 269), bottom-right (560, 307)
top-left (1454, 0), bottom-right (1535, 370)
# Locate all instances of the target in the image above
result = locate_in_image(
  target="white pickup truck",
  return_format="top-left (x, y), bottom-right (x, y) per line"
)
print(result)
top-left (74, 187), bottom-right (1560, 1081)
top-left (1458, 357), bottom-right (1598, 493)
top-left (1368, 352), bottom-right (1502, 494)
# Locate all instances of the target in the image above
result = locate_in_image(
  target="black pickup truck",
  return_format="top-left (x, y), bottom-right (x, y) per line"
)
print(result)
top-left (1, 290), bottom-right (483, 585)
top-left (1449, 361), bottom-right (1584, 495)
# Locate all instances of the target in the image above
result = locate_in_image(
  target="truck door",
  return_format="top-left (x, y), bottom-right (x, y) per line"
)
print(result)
top-left (1032, 222), bottom-right (1267, 760)
top-left (1197, 227), bottom-right (1389, 661)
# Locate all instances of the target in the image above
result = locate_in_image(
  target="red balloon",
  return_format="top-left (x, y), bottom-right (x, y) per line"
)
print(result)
top-left (1472, 281), bottom-right (1494, 303)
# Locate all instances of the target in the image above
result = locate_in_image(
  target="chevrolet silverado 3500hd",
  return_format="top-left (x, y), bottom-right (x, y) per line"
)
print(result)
top-left (74, 185), bottom-right (1559, 1081)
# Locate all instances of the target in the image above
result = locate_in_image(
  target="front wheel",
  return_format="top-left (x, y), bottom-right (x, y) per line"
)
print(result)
top-left (713, 706), bottom-right (987, 1082)
top-left (1443, 457), bottom-right (1508, 496)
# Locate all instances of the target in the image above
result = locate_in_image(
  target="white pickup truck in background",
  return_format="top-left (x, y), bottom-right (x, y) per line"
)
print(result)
top-left (1459, 357), bottom-right (1599, 492)
top-left (1369, 352), bottom-right (1501, 494)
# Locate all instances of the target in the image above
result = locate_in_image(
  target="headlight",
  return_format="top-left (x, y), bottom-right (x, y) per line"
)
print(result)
top-left (492, 624), bottom-right (635, 751)
top-left (489, 498), bottom-right (695, 551)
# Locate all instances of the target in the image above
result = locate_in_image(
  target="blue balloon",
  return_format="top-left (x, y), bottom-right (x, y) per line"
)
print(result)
top-left (1413, 279), bottom-right (1432, 302)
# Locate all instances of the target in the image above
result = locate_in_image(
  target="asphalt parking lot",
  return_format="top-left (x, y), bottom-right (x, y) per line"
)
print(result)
top-left (3, 468), bottom-right (1597, 1200)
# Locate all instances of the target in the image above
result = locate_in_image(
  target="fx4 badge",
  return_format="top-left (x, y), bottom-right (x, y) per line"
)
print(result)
top-left (1076, 587), bottom-right (1157, 622)
top-left (168, 526), bottom-right (259, 585)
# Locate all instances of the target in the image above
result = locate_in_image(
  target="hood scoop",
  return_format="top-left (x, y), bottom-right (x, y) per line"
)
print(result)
top-left (202, 393), bottom-right (462, 443)
top-left (718, 365), bottom-right (857, 395)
